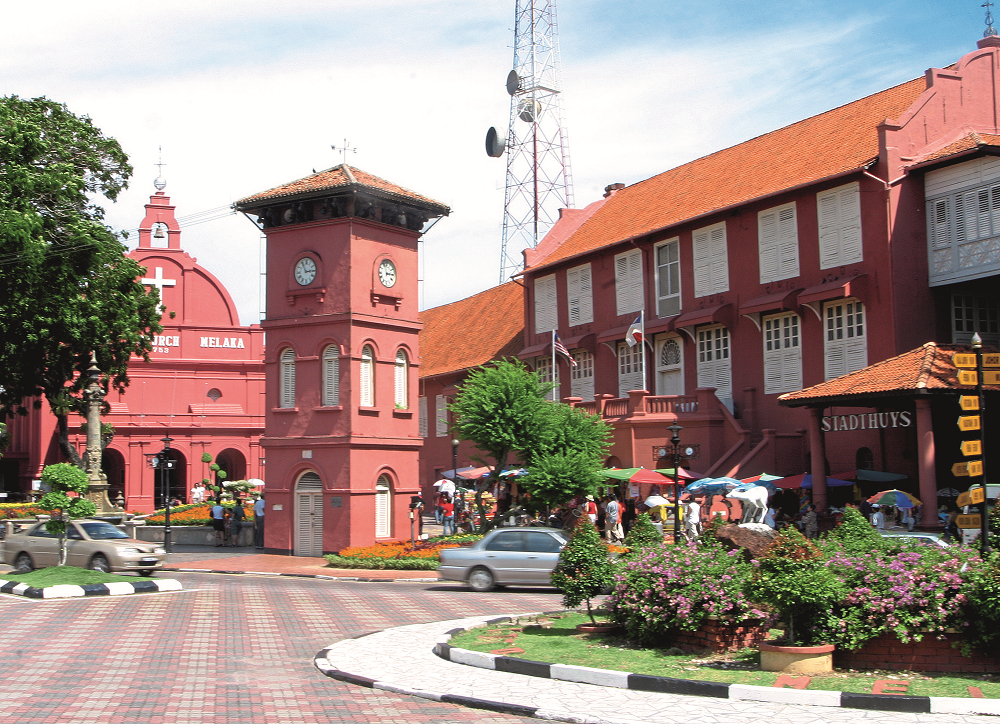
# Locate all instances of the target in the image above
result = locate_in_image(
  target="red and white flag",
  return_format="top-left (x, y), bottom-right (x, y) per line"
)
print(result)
top-left (626, 313), bottom-right (644, 347)
top-left (553, 332), bottom-right (577, 367)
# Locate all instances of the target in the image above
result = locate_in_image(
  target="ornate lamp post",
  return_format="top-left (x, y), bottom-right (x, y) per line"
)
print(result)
top-left (82, 353), bottom-right (117, 515)
top-left (667, 423), bottom-right (682, 544)
top-left (150, 436), bottom-right (175, 552)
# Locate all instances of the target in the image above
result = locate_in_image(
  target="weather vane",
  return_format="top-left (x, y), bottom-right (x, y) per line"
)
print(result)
top-left (331, 139), bottom-right (357, 165)
top-left (985, 0), bottom-right (998, 37)
top-left (154, 146), bottom-right (167, 191)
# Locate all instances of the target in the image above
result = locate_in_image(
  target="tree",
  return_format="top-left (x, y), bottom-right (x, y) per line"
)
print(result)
top-left (0, 95), bottom-right (162, 455)
top-left (450, 359), bottom-right (611, 530)
top-left (37, 462), bottom-right (96, 566)
top-left (550, 519), bottom-right (615, 624)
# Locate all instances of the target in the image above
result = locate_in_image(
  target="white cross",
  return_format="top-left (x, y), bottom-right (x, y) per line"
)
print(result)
top-left (141, 267), bottom-right (177, 297)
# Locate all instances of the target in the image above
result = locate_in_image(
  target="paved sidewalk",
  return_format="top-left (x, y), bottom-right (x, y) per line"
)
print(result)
top-left (316, 616), bottom-right (1000, 724)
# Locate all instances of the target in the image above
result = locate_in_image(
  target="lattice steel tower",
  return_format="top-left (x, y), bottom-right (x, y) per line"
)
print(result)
top-left (487, 0), bottom-right (574, 282)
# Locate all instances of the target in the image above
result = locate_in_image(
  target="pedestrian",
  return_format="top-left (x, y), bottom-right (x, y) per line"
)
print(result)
top-left (583, 495), bottom-right (598, 524)
top-left (604, 493), bottom-right (623, 543)
top-left (191, 481), bottom-right (206, 505)
top-left (434, 487), bottom-right (445, 524)
top-left (684, 496), bottom-right (701, 540)
top-left (441, 493), bottom-right (455, 537)
top-left (229, 498), bottom-right (246, 546)
top-left (802, 504), bottom-right (818, 539)
top-left (253, 494), bottom-right (265, 548)
top-left (871, 504), bottom-right (885, 531)
top-left (211, 500), bottom-right (226, 546)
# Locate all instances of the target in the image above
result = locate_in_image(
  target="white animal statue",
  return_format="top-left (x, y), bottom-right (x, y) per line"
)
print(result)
top-left (726, 486), bottom-right (770, 524)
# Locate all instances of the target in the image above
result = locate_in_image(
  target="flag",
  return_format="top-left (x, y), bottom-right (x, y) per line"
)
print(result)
top-left (553, 332), bottom-right (577, 367)
top-left (626, 313), bottom-right (643, 347)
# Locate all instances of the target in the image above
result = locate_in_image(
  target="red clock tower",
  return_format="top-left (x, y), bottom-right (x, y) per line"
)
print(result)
top-left (235, 165), bottom-right (449, 555)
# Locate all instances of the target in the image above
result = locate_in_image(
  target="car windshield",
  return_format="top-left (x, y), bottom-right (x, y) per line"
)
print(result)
top-left (79, 522), bottom-right (129, 540)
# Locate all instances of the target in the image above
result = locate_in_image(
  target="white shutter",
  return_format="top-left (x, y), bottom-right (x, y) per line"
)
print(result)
top-left (375, 476), bottom-right (391, 538)
top-left (838, 184), bottom-right (863, 264)
top-left (614, 250), bottom-right (643, 315)
top-left (777, 204), bottom-right (800, 279)
top-left (435, 394), bottom-right (448, 437)
top-left (782, 346), bottom-right (803, 392)
top-left (817, 189), bottom-right (841, 268)
top-left (931, 199), bottom-right (951, 249)
top-left (615, 254), bottom-right (630, 313)
top-left (617, 343), bottom-right (645, 397)
top-left (360, 346), bottom-right (374, 407)
top-left (628, 249), bottom-right (644, 311)
top-left (280, 348), bottom-right (296, 408)
top-left (692, 229), bottom-right (712, 298)
top-left (713, 357), bottom-right (732, 402)
top-left (758, 209), bottom-right (779, 283)
top-left (534, 275), bottom-right (557, 333)
top-left (570, 350), bottom-right (594, 400)
top-left (818, 182), bottom-right (863, 268)
top-left (566, 264), bottom-right (593, 326)
top-left (394, 350), bottom-right (407, 408)
top-left (845, 337), bottom-right (868, 374)
top-left (763, 349), bottom-right (783, 395)
top-left (322, 345), bottom-right (339, 406)
top-left (709, 224), bottom-right (729, 293)
top-left (825, 342), bottom-right (846, 380)
top-left (824, 299), bottom-right (866, 379)
top-left (418, 396), bottom-right (428, 437)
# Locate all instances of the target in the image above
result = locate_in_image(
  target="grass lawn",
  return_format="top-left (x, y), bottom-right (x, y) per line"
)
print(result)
top-left (450, 612), bottom-right (1000, 699)
top-left (0, 566), bottom-right (149, 587)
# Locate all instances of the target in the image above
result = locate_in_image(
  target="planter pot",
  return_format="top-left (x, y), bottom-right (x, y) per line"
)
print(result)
top-left (576, 623), bottom-right (621, 634)
top-left (759, 642), bottom-right (835, 674)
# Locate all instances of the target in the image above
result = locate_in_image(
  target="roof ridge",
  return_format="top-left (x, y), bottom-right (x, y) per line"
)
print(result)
top-left (915, 341), bottom-right (940, 389)
top-left (342, 164), bottom-right (357, 184)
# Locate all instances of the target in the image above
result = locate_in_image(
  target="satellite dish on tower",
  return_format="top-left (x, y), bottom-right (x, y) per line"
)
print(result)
top-left (506, 70), bottom-right (521, 96)
top-left (485, 127), bottom-right (506, 158)
top-left (517, 99), bottom-right (541, 123)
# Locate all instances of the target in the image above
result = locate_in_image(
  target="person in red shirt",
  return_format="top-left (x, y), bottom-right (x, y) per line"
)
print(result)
top-left (441, 494), bottom-right (456, 536)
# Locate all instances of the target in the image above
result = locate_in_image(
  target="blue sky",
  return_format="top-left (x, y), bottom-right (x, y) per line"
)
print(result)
top-left (0, 0), bottom-right (991, 323)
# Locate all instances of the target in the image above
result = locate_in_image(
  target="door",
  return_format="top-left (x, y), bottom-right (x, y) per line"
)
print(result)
top-left (523, 531), bottom-right (564, 583)
top-left (656, 335), bottom-right (684, 396)
top-left (294, 472), bottom-right (324, 557)
top-left (481, 530), bottom-right (527, 584)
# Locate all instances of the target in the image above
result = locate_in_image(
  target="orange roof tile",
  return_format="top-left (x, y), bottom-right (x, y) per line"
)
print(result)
top-left (420, 282), bottom-right (524, 378)
top-left (236, 164), bottom-right (449, 213)
top-left (528, 76), bottom-right (928, 271)
top-left (912, 132), bottom-right (1000, 165)
top-left (779, 342), bottom-right (999, 405)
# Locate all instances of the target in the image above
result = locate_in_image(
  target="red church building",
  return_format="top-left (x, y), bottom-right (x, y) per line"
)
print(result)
top-left (1, 183), bottom-right (265, 512)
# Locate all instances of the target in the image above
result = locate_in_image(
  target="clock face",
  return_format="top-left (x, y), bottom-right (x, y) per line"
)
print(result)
top-left (294, 257), bottom-right (317, 286)
top-left (378, 259), bottom-right (397, 288)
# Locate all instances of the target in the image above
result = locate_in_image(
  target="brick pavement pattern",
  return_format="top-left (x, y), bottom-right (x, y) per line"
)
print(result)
top-left (0, 573), bottom-right (556, 724)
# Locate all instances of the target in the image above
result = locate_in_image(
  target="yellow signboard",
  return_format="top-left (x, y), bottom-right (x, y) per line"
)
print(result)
top-left (959, 370), bottom-right (979, 385)
top-left (960, 395), bottom-right (981, 410)
top-left (953, 463), bottom-right (970, 478)
top-left (953, 353), bottom-right (978, 368)
top-left (961, 440), bottom-right (982, 456)
top-left (984, 370), bottom-right (1000, 385)
top-left (968, 460), bottom-right (984, 477)
top-left (957, 490), bottom-right (971, 506)
top-left (958, 415), bottom-right (982, 431)
top-left (957, 514), bottom-right (982, 529)
top-left (984, 353), bottom-right (1000, 367)
top-left (970, 486), bottom-right (986, 505)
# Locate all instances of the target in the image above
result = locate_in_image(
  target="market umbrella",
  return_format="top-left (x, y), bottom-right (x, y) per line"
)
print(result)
top-left (644, 495), bottom-right (671, 507)
top-left (499, 468), bottom-right (528, 477)
top-left (867, 489), bottom-right (921, 508)
top-left (247, 478), bottom-right (265, 487)
top-left (601, 467), bottom-right (672, 484)
top-left (434, 479), bottom-right (456, 494)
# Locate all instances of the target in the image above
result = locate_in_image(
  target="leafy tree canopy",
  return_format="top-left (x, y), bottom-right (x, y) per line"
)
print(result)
top-left (0, 96), bottom-right (161, 426)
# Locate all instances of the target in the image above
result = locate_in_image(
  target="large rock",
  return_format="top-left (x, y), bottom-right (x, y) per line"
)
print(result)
top-left (713, 523), bottom-right (777, 559)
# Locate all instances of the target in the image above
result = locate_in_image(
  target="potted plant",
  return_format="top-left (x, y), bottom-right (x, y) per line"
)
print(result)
top-left (752, 526), bottom-right (844, 673)
top-left (550, 518), bottom-right (616, 630)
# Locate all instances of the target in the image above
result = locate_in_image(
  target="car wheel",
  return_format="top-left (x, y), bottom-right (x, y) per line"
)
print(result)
top-left (467, 567), bottom-right (495, 592)
top-left (138, 569), bottom-right (155, 577)
top-left (14, 553), bottom-right (33, 573)
top-left (89, 554), bottom-right (111, 573)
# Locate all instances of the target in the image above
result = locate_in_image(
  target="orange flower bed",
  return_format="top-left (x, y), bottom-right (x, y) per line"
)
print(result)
top-left (0, 503), bottom-right (45, 519)
top-left (146, 503), bottom-right (253, 526)
top-left (338, 540), bottom-right (462, 561)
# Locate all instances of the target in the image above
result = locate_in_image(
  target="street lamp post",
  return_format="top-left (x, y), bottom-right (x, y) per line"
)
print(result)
top-left (668, 423), bottom-right (682, 545)
top-left (150, 436), bottom-right (175, 552)
top-left (451, 438), bottom-right (459, 478)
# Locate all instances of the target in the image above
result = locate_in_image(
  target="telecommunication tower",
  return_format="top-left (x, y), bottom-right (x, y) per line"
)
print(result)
top-left (487, 0), bottom-right (574, 282)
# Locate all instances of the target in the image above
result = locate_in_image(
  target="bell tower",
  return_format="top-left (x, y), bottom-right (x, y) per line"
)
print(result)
top-left (236, 165), bottom-right (449, 555)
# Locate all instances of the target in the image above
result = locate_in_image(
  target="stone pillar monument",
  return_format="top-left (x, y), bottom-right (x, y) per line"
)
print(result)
top-left (82, 353), bottom-right (118, 515)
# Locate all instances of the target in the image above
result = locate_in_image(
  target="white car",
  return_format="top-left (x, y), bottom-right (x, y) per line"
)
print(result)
top-left (1, 520), bottom-right (167, 575)
top-left (438, 527), bottom-right (568, 591)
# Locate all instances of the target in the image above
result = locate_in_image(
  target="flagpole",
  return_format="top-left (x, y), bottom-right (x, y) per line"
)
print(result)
top-left (641, 309), bottom-right (646, 392)
top-left (551, 329), bottom-right (557, 401)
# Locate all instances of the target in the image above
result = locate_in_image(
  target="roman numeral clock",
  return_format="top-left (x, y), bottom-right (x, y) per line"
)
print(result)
top-left (235, 164), bottom-right (449, 555)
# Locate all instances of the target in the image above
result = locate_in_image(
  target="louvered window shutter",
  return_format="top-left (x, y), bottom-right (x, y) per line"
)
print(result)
top-left (435, 394), bottom-right (448, 436)
top-left (322, 345), bottom-right (339, 406)
top-left (418, 397), bottom-right (428, 437)
top-left (777, 204), bottom-right (800, 279)
top-left (758, 209), bottom-right (779, 283)
top-left (567, 263), bottom-right (593, 325)
top-left (819, 183), bottom-right (863, 268)
top-left (570, 350), bottom-right (594, 400)
top-left (280, 348), bottom-right (296, 408)
top-left (628, 249), bottom-right (644, 311)
top-left (617, 343), bottom-right (644, 398)
top-left (375, 476), bottom-right (391, 538)
top-left (360, 346), bottom-right (374, 407)
top-left (693, 229), bottom-right (712, 297)
top-left (567, 268), bottom-right (581, 326)
top-left (931, 199), bottom-right (951, 249)
top-left (818, 190), bottom-right (841, 268)
top-left (394, 350), bottom-right (408, 408)
top-left (709, 225), bottom-right (729, 293)
top-left (534, 275), bottom-right (557, 333)
top-left (838, 184), bottom-right (863, 263)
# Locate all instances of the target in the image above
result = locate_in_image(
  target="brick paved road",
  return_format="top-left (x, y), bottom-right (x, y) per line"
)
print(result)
top-left (0, 573), bottom-right (561, 724)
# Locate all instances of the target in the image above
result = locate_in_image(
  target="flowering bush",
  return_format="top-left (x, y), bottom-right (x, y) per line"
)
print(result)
top-left (961, 554), bottom-right (1000, 655)
top-left (0, 502), bottom-right (45, 519)
top-left (608, 541), bottom-right (771, 645)
top-left (146, 501), bottom-right (253, 526)
top-left (325, 535), bottom-right (482, 569)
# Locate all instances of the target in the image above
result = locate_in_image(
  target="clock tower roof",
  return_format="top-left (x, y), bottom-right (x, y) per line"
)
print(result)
top-left (235, 163), bottom-right (450, 216)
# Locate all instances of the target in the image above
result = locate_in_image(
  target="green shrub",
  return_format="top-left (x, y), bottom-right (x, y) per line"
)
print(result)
top-left (322, 555), bottom-right (438, 570)
top-left (621, 513), bottom-right (662, 557)
top-left (820, 506), bottom-right (884, 555)
top-left (550, 519), bottom-right (614, 623)
top-left (958, 554), bottom-right (1000, 655)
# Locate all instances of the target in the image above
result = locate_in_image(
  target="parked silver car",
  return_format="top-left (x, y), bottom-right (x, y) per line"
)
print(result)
top-left (1, 520), bottom-right (166, 575)
top-left (438, 527), bottom-right (568, 591)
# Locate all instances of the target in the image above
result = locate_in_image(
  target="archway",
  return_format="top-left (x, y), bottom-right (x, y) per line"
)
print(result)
top-left (154, 449), bottom-right (187, 509)
top-left (216, 448), bottom-right (247, 483)
top-left (294, 471), bottom-right (324, 557)
top-left (102, 448), bottom-right (126, 507)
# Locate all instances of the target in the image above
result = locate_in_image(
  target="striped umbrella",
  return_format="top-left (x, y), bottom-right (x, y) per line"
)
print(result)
top-left (867, 489), bottom-right (921, 509)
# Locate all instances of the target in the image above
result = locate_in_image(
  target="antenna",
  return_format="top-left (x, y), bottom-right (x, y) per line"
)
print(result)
top-left (154, 146), bottom-right (167, 191)
top-left (487, 0), bottom-right (574, 283)
top-left (986, 1), bottom-right (998, 36)
top-left (332, 139), bottom-right (357, 165)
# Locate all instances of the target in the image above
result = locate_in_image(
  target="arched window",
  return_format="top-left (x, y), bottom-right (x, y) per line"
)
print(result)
top-left (279, 348), bottom-right (296, 408)
top-left (856, 447), bottom-right (875, 471)
top-left (394, 349), bottom-right (408, 409)
top-left (322, 345), bottom-right (340, 406)
top-left (375, 474), bottom-right (392, 537)
top-left (360, 345), bottom-right (375, 407)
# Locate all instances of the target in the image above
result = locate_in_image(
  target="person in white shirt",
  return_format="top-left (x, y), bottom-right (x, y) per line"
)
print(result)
top-left (191, 481), bottom-right (206, 505)
top-left (871, 505), bottom-right (886, 531)
top-left (253, 495), bottom-right (265, 548)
